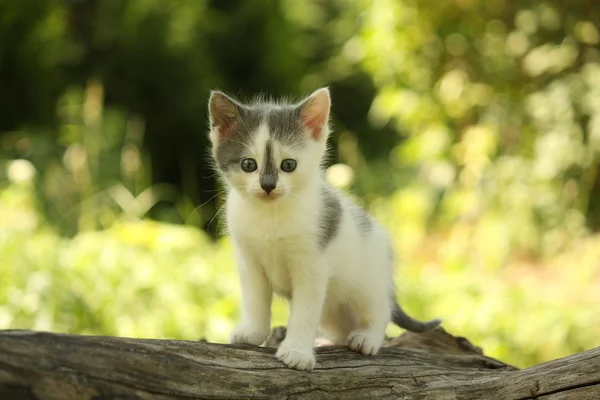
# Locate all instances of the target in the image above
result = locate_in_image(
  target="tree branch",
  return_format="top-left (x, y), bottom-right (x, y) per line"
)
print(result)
top-left (0, 327), bottom-right (598, 399)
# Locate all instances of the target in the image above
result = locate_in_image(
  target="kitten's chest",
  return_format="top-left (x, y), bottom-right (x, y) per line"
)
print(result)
top-left (233, 222), bottom-right (312, 298)
top-left (258, 239), bottom-right (292, 297)
top-left (227, 195), bottom-right (318, 244)
top-left (243, 237), bottom-right (299, 298)
top-left (227, 194), bottom-right (319, 297)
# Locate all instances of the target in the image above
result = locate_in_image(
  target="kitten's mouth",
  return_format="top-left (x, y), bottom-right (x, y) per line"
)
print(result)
top-left (257, 192), bottom-right (281, 201)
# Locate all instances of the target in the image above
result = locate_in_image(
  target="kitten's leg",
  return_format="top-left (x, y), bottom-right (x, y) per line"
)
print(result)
top-left (320, 304), bottom-right (356, 345)
top-left (230, 254), bottom-right (272, 346)
top-left (346, 293), bottom-right (390, 356)
top-left (276, 256), bottom-right (328, 370)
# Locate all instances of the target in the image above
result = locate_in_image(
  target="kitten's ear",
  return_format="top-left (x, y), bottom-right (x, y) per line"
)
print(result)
top-left (299, 87), bottom-right (331, 141)
top-left (208, 91), bottom-right (241, 142)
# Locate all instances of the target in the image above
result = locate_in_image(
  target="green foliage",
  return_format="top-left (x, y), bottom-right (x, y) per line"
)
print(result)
top-left (343, 0), bottom-right (600, 258)
top-left (2, 172), bottom-right (599, 368)
top-left (1, 0), bottom-right (599, 369)
top-left (0, 180), bottom-right (237, 340)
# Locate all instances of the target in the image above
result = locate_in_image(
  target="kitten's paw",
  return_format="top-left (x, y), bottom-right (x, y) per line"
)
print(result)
top-left (276, 342), bottom-right (315, 370)
top-left (347, 330), bottom-right (381, 355)
top-left (229, 324), bottom-right (269, 346)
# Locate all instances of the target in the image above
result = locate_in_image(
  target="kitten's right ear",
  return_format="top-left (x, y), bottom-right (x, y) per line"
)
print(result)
top-left (208, 91), bottom-right (240, 142)
top-left (298, 87), bottom-right (331, 142)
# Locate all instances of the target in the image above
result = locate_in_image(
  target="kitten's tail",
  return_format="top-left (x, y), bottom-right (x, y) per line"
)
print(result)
top-left (391, 301), bottom-right (442, 333)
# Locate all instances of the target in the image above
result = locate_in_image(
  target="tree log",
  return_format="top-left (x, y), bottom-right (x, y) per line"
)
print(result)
top-left (0, 327), bottom-right (598, 399)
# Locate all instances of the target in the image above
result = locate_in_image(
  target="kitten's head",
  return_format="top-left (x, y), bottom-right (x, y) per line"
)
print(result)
top-left (207, 88), bottom-right (331, 202)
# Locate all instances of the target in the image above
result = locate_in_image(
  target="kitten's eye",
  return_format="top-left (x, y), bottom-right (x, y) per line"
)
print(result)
top-left (280, 159), bottom-right (297, 172)
top-left (241, 158), bottom-right (257, 172)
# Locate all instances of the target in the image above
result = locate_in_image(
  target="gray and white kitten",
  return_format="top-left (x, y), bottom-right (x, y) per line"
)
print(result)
top-left (208, 87), bottom-right (441, 370)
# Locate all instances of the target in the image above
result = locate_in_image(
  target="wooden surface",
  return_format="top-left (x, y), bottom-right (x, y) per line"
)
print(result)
top-left (0, 327), bottom-right (598, 399)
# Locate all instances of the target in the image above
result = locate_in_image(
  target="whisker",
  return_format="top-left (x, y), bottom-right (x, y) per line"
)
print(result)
top-left (207, 202), bottom-right (227, 232)
top-left (194, 191), bottom-right (226, 213)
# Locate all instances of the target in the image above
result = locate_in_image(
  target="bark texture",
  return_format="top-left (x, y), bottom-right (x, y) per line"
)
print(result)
top-left (0, 327), bottom-right (598, 399)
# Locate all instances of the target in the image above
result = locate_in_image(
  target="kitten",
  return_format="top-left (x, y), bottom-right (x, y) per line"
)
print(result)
top-left (208, 87), bottom-right (441, 370)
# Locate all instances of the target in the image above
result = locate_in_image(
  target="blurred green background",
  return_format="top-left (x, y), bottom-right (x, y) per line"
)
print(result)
top-left (1, 0), bottom-right (599, 369)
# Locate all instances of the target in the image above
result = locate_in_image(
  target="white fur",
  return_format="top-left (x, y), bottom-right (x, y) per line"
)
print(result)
top-left (211, 92), bottom-right (398, 370)
top-left (227, 177), bottom-right (395, 369)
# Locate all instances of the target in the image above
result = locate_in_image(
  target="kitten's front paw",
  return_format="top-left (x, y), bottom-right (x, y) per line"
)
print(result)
top-left (347, 330), bottom-right (381, 355)
top-left (276, 341), bottom-right (315, 370)
top-left (229, 324), bottom-right (269, 346)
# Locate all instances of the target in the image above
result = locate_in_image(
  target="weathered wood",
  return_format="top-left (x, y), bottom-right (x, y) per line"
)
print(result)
top-left (0, 327), bottom-right (598, 399)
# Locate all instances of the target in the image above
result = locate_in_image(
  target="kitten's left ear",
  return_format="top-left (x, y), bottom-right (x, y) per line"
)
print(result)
top-left (208, 91), bottom-right (241, 143)
top-left (299, 87), bottom-right (331, 141)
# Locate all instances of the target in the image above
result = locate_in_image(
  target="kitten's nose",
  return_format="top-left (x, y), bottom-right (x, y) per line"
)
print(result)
top-left (261, 182), bottom-right (276, 194)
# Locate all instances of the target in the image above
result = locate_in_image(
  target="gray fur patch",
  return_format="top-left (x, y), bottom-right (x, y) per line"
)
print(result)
top-left (260, 140), bottom-right (278, 189)
top-left (215, 107), bottom-right (262, 171)
top-left (266, 106), bottom-right (306, 146)
top-left (213, 96), bottom-right (306, 172)
top-left (319, 185), bottom-right (342, 249)
top-left (350, 205), bottom-right (372, 234)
